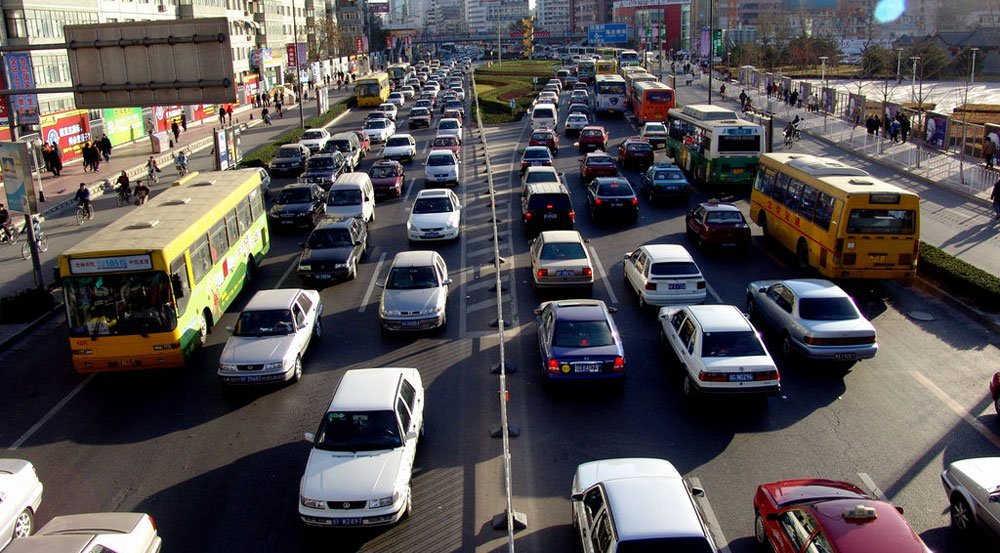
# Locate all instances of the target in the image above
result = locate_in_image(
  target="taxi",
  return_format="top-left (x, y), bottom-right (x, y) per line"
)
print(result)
top-left (528, 128), bottom-right (560, 155)
top-left (753, 478), bottom-right (930, 553)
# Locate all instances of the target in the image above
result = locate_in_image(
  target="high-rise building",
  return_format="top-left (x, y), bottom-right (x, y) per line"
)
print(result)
top-left (612, 0), bottom-right (692, 50)
top-left (569, 0), bottom-right (613, 35)
top-left (427, 0), bottom-right (466, 35)
top-left (536, 0), bottom-right (570, 35)
top-left (467, 0), bottom-right (529, 36)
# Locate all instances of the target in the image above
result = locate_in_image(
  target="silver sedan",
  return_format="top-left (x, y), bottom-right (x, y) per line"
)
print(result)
top-left (746, 278), bottom-right (877, 363)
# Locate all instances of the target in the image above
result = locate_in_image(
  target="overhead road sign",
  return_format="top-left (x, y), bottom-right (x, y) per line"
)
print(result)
top-left (588, 24), bottom-right (628, 44)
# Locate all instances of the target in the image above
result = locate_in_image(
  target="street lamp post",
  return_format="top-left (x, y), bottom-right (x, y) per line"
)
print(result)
top-left (910, 55), bottom-right (922, 167)
top-left (896, 48), bottom-right (903, 84)
top-left (707, 0), bottom-right (714, 105)
top-left (292, 0), bottom-right (305, 129)
top-left (819, 56), bottom-right (828, 132)
top-left (959, 47), bottom-right (980, 182)
top-left (910, 55), bottom-right (920, 103)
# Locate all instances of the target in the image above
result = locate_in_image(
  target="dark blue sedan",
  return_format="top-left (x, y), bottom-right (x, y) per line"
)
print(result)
top-left (535, 299), bottom-right (626, 387)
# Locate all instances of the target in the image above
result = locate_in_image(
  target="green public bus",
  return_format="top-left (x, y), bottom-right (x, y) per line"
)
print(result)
top-left (664, 104), bottom-right (765, 186)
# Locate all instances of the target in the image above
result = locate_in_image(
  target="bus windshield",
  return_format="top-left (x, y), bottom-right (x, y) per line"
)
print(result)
top-left (356, 82), bottom-right (382, 97)
top-left (65, 272), bottom-right (177, 337)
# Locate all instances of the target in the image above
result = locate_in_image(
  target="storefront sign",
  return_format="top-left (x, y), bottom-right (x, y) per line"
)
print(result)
top-left (102, 107), bottom-right (144, 147)
top-left (924, 111), bottom-right (950, 150)
top-left (69, 254), bottom-right (153, 275)
top-left (153, 105), bottom-right (184, 132)
top-left (42, 109), bottom-right (91, 163)
top-left (5, 53), bottom-right (39, 125)
top-left (355, 36), bottom-right (364, 53)
top-left (250, 48), bottom-right (272, 68)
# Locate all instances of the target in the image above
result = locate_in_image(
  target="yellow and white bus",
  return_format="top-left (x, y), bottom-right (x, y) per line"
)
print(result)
top-left (58, 170), bottom-right (271, 372)
top-left (355, 71), bottom-right (390, 107)
top-left (596, 59), bottom-right (618, 76)
top-left (750, 153), bottom-right (920, 279)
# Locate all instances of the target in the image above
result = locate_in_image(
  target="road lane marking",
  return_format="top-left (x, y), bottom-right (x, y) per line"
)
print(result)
top-left (688, 477), bottom-right (732, 553)
top-left (9, 374), bottom-right (95, 450)
top-left (358, 251), bottom-right (388, 313)
top-left (857, 472), bottom-right (889, 501)
top-left (910, 370), bottom-right (1000, 449)
top-left (275, 254), bottom-right (300, 288)
top-left (706, 282), bottom-right (723, 304)
top-left (588, 246), bottom-right (618, 305)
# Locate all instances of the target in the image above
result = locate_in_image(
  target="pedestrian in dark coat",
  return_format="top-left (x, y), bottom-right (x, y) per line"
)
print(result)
top-left (97, 134), bottom-right (112, 162)
top-left (49, 142), bottom-right (62, 176)
top-left (41, 144), bottom-right (53, 173)
top-left (180, 112), bottom-right (188, 132)
top-left (171, 120), bottom-right (181, 142)
top-left (898, 113), bottom-right (910, 142)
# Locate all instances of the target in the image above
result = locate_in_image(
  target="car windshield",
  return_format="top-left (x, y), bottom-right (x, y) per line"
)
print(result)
top-left (526, 171), bottom-right (558, 184)
top-left (302, 131), bottom-right (325, 140)
top-left (276, 188), bottom-right (313, 204)
top-left (386, 137), bottom-right (411, 147)
top-left (306, 157), bottom-right (335, 169)
top-left (428, 154), bottom-right (454, 166)
top-left (415, 101), bottom-right (431, 109)
top-left (798, 297), bottom-right (859, 321)
top-left (327, 189), bottom-right (361, 206)
top-left (327, 140), bottom-right (351, 152)
top-left (413, 197), bottom-right (454, 213)
top-left (645, 124), bottom-right (666, 133)
top-left (446, 101), bottom-right (462, 108)
top-left (597, 182), bottom-right (633, 196)
top-left (370, 165), bottom-right (399, 178)
top-left (655, 170), bottom-right (684, 180)
top-left (364, 120), bottom-right (386, 129)
top-left (314, 410), bottom-right (402, 452)
top-left (386, 266), bottom-right (439, 289)
top-left (234, 309), bottom-right (294, 337)
top-left (440, 121), bottom-right (459, 130)
top-left (276, 147), bottom-right (301, 159)
top-left (525, 149), bottom-right (550, 160)
top-left (582, 129), bottom-right (603, 137)
top-left (701, 331), bottom-right (767, 357)
top-left (650, 262), bottom-right (700, 276)
top-left (570, 116), bottom-right (588, 123)
top-left (540, 242), bottom-right (587, 260)
top-left (307, 229), bottom-right (354, 248)
top-left (705, 211), bottom-right (745, 223)
top-left (587, 156), bottom-right (614, 166)
top-left (553, 320), bottom-right (614, 348)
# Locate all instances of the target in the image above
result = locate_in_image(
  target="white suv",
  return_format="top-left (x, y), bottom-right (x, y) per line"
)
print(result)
top-left (299, 368), bottom-right (424, 527)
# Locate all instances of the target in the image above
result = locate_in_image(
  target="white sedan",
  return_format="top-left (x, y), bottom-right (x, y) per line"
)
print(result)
top-left (408, 189), bottom-right (462, 242)
top-left (2, 513), bottom-right (161, 553)
top-left (623, 244), bottom-right (707, 308)
top-left (387, 91), bottom-right (406, 106)
top-left (941, 457), bottom-right (1000, 542)
top-left (0, 459), bottom-right (43, 549)
top-left (436, 118), bottom-right (463, 142)
top-left (362, 118), bottom-right (396, 144)
top-left (376, 102), bottom-right (398, 122)
top-left (298, 128), bottom-right (331, 154)
top-left (383, 134), bottom-right (418, 163)
top-left (218, 288), bottom-right (323, 384)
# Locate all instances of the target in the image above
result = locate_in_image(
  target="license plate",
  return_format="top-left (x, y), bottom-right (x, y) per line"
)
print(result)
top-left (557, 269), bottom-right (575, 276)
top-left (610, 201), bottom-right (622, 207)
top-left (281, 220), bottom-right (294, 224)
top-left (241, 375), bottom-right (266, 383)
top-left (835, 353), bottom-right (856, 361)
top-left (543, 213), bottom-right (557, 219)
top-left (401, 320), bottom-right (421, 327)
top-left (423, 233), bottom-right (441, 238)
top-left (729, 373), bottom-right (753, 382)
top-left (329, 518), bottom-right (363, 526)
top-left (668, 283), bottom-right (686, 290)
top-left (314, 274), bottom-right (331, 279)
top-left (733, 168), bottom-right (745, 174)
top-left (574, 363), bottom-right (602, 373)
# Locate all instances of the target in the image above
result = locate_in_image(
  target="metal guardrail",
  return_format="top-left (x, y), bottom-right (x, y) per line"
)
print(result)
top-left (470, 72), bottom-right (522, 552)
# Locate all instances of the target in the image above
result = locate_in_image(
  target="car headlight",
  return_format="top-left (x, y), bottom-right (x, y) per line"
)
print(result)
top-left (446, 220), bottom-right (458, 229)
top-left (298, 264), bottom-right (312, 271)
top-left (382, 308), bottom-right (403, 316)
top-left (220, 363), bottom-right (237, 371)
top-left (368, 491), bottom-right (400, 509)
top-left (301, 496), bottom-right (326, 509)
top-left (263, 361), bottom-right (285, 370)
top-left (334, 263), bottom-right (347, 268)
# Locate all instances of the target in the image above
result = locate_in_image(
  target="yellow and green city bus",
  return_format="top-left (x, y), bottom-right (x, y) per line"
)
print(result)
top-left (664, 104), bottom-right (765, 186)
top-left (750, 153), bottom-right (919, 278)
top-left (57, 170), bottom-right (270, 373)
top-left (355, 71), bottom-right (391, 107)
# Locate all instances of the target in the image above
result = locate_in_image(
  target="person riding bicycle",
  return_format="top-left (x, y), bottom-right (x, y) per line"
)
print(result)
top-left (134, 179), bottom-right (150, 205)
top-left (116, 170), bottom-right (132, 202)
top-left (790, 115), bottom-right (802, 136)
top-left (784, 122), bottom-right (796, 146)
top-left (174, 151), bottom-right (188, 175)
top-left (75, 183), bottom-right (93, 216)
top-left (147, 156), bottom-right (161, 182)
top-left (0, 203), bottom-right (11, 241)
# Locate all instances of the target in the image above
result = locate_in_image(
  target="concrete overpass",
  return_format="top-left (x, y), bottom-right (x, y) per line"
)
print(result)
top-left (410, 33), bottom-right (588, 45)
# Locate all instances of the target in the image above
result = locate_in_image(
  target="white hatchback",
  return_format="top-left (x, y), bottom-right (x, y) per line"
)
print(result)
top-left (424, 149), bottom-right (460, 186)
top-left (408, 189), bottom-right (462, 242)
top-left (0, 459), bottom-right (43, 549)
top-left (623, 244), bottom-right (707, 307)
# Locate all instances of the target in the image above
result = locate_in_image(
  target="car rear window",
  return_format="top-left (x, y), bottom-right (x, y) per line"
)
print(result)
top-left (531, 132), bottom-right (553, 141)
top-left (655, 170), bottom-right (685, 180)
top-left (302, 131), bottom-right (325, 139)
top-left (540, 242), bottom-right (587, 260)
top-left (597, 182), bottom-right (634, 196)
top-left (582, 129), bottom-right (603, 137)
top-left (587, 156), bottom-right (614, 166)
top-left (386, 137), bottom-right (411, 147)
top-left (650, 262), bottom-right (700, 276)
top-left (533, 108), bottom-right (556, 118)
top-left (701, 331), bottom-right (767, 358)
top-left (705, 211), bottom-right (745, 224)
top-left (553, 321), bottom-right (614, 348)
top-left (528, 193), bottom-right (571, 210)
top-left (327, 140), bottom-right (351, 152)
top-left (428, 153), bottom-right (455, 166)
top-left (525, 149), bottom-right (551, 160)
top-left (798, 297), bottom-right (859, 321)
top-left (525, 171), bottom-right (558, 184)
top-left (627, 143), bottom-right (652, 151)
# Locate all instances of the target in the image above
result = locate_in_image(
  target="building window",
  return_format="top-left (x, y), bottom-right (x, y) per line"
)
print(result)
top-left (5, 10), bottom-right (26, 38)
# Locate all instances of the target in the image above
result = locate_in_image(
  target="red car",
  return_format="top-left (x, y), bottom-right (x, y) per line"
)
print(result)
top-left (528, 128), bottom-right (560, 155)
top-left (617, 137), bottom-right (654, 170)
top-left (368, 159), bottom-right (405, 198)
top-left (754, 479), bottom-right (930, 553)
top-left (577, 126), bottom-right (609, 153)
top-left (351, 130), bottom-right (370, 157)
top-left (431, 134), bottom-right (462, 156)
top-left (991, 372), bottom-right (1000, 414)
top-left (580, 151), bottom-right (618, 183)
top-left (685, 202), bottom-right (751, 250)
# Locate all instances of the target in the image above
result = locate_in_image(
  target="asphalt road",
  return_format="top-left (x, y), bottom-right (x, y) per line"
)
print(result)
top-left (1, 71), bottom-right (999, 553)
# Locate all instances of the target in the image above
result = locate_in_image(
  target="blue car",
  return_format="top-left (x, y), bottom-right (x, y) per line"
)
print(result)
top-left (641, 162), bottom-right (690, 202)
top-left (535, 299), bottom-right (626, 387)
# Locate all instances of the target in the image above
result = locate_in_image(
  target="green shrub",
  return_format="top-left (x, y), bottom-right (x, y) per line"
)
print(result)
top-left (472, 73), bottom-right (541, 124)
top-left (239, 97), bottom-right (356, 168)
top-left (0, 287), bottom-right (56, 323)
top-left (918, 242), bottom-right (1000, 310)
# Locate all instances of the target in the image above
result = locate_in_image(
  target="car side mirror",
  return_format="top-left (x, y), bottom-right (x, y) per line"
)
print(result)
top-left (990, 492), bottom-right (1000, 503)
top-left (405, 430), bottom-right (418, 440)
top-left (765, 512), bottom-right (781, 521)
top-left (442, 278), bottom-right (453, 285)
top-left (690, 486), bottom-right (705, 497)
top-left (607, 306), bottom-right (618, 314)
top-left (570, 492), bottom-right (583, 501)
top-left (304, 432), bottom-right (315, 443)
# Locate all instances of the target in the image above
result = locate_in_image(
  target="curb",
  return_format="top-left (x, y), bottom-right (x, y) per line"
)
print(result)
top-left (0, 301), bottom-right (64, 351)
top-left (910, 276), bottom-right (1000, 336)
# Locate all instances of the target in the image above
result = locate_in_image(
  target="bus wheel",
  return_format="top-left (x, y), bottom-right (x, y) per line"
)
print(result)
top-left (796, 239), bottom-right (810, 269)
top-left (198, 311), bottom-right (212, 346)
top-left (757, 213), bottom-right (768, 237)
top-left (244, 257), bottom-right (255, 286)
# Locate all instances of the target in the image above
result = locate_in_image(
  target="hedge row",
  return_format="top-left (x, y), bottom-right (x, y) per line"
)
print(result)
top-left (0, 287), bottom-right (56, 324)
top-left (917, 242), bottom-right (1000, 310)
top-left (239, 97), bottom-right (356, 168)
top-left (473, 73), bottom-right (540, 125)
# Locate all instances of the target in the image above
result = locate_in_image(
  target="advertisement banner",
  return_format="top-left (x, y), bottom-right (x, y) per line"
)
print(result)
top-left (846, 93), bottom-right (864, 123)
top-left (0, 142), bottom-right (36, 215)
top-left (5, 53), bottom-right (39, 125)
top-left (101, 107), bottom-right (144, 147)
top-left (924, 111), bottom-right (950, 150)
top-left (286, 43), bottom-right (298, 68)
top-left (699, 28), bottom-right (711, 57)
top-left (189, 104), bottom-right (217, 123)
top-left (242, 75), bottom-right (260, 105)
top-left (370, 2), bottom-right (389, 13)
top-left (153, 105), bottom-right (185, 132)
top-left (216, 129), bottom-right (229, 170)
top-left (355, 36), bottom-right (364, 53)
top-left (798, 82), bottom-right (811, 103)
top-left (882, 102), bottom-right (900, 133)
top-left (983, 123), bottom-right (1000, 152)
top-left (0, 67), bottom-right (9, 127)
top-left (41, 109), bottom-right (90, 163)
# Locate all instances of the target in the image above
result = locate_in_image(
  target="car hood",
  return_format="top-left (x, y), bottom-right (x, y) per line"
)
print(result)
top-left (271, 202), bottom-right (313, 215)
top-left (301, 247), bottom-right (354, 264)
top-left (325, 205), bottom-right (363, 218)
top-left (382, 287), bottom-right (444, 312)
top-left (220, 334), bottom-right (294, 365)
top-left (300, 139), bottom-right (326, 148)
top-left (301, 448), bottom-right (405, 500)
top-left (410, 212), bottom-right (458, 228)
top-left (271, 157), bottom-right (302, 165)
top-left (425, 165), bottom-right (457, 174)
top-left (371, 176), bottom-right (402, 187)
top-left (948, 457), bottom-right (1000, 491)
top-left (652, 178), bottom-right (688, 187)
top-left (702, 355), bottom-right (776, 372)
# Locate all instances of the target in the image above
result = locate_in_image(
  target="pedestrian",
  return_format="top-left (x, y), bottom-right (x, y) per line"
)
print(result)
top-left (81, 142), bottom-right (93, 172)
top-left (261, 106), bottom-right (271, 125)
top-left (789, 89), bottom-right (799, 109)
top-left (719, 83), bottom-right (726, 98)
top-left (145, 117), bottom-right (154, 136)
top-left (226, 105), bottom-right (233, 125)
top-left (739, 89), bottom-right (748, 110)
top-left (180, 112), bottom-right (188, 132)
top-left (984, 138), bottom-right (997, 169)
top-left (898, 113), bottom-right (910, 142)
top-left (49, 142), bottom-right (62, 177)
top-left (41, 143), bottom-right (53, 173)
top-left (991, 179), bottom-right (1000, 219)
top-left (97, 133), bottom-right (112, 162)
top-left (889, 118), bottom-right (901, 143)
top-left (275, 99), bottom-right (283, 118)
top-left (783, 88), bottom-right (790, 104)
top-left (218, 106), bottom-right (225, 126)
top-left (169, 119), bottom-right (180, 144)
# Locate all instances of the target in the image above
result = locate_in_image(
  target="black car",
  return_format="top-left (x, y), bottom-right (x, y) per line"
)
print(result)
top-left (297, 216), bottom-right (368, 284)
top-left (536, 299), bottom-right (626, 387)
top-left (268, 144), bottom-right (311, 176)
top-left (521, 182), bottom-right (575, 237)
top-left (298, 152), bottom-right (348, 190)
top-left (586, 177), bottom-right (639, 224)
top-left (267, 183), bottom-right (325, 230)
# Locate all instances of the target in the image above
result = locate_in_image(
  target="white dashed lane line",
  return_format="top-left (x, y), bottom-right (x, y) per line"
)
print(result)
top-left (358, 251), bottom-right (388, 313)
top-left (588, 246), bottom-right (618, 305)
top-left (857, 472), bottom-right (889, 502)
top-left (688, 476), bottom-right (732, 553)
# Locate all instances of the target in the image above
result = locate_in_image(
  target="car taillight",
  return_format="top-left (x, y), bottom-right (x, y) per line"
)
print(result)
top-left (546, 204), bottom-right (554, 209)
top-left (569, 210), bottom-right (575, 220)
top-left (537, 268), bottom-right (549, 277)
top-left (582, 267), bottom-right (593, 277)
top-left (525, 212), bottom-right (533, 220)
top-left (698, 371), bottom-right (728, 382)
top-left (547, 359), bottom-right (561, 374)
top-left (631, 198), bottom-right (638, 206)
top-left (613, 356), bottom-right (625, 372)
top-left (754, 370), bottom-right (780, 381)
top-left (595, 198), bottom-right (602, 205)
top-left (697, 281), bottom-right (706, 289)
top-left (147, 514), bottom-right (156, 530)
top-left (645, 282), bottom-right (656, 290)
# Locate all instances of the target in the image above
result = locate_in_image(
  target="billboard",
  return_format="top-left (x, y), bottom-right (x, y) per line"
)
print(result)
top-left (588, 24), bottom-right (628, 44)
top-left (0, 142), bottom-right (36, 215)
top-left (286, 42), bottom-right (308, 68)
top-left (924, 111), bottom-right (950, 150)
top-left (370, 2), bottom-right (389, 13)
top-left (101, 107), bottom-right (144, 147)
top-left (5, 53), bottom-right (40, 125)
top-left (41, 109), bottom-right (91, 164)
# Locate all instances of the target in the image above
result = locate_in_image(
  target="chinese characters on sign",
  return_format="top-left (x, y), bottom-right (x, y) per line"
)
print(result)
top-left (68, 254), bottom-right (153, 275)
top-left (355, 36), bottom-right (364, 54)
top-left (5, 53), bottom-right (40, 126)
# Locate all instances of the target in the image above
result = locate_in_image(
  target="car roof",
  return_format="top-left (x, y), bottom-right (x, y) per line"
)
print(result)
top-left (777, 278), bottom-right (847, 299)
top-left (391, 250), bottom-right (440, 267)
top-left (415, 189), bottom-right (451, 198)
top-left (538, 230), bottom-right (584, 243)
top-left (651, 162), bottom-right (680, 169)
top-left (330, 132), bottom-right (356, 140)
top-left (812, 498), bottom-right (926, 552)
top-left (329, 368), bottom-right (420, 411)
top-left (428, 149), bottom-right (457, 158)
top-left (581, 125), bottom-right (605, 131)
top-left (547, 299), bottom-right (606, 320)
top-left (439, 118), bottom-right (461, 124)
top-left (387, 133), bottom-right (414, 139)
top-left (279, 182), bottom-right (315, 191)
top-left (525, 166), bottom-right (558, 174)
top-left (699, 202), bottom-right (741, 212)
top-left (585, 151), bottom-right (613, 159)
top-left (244, 288), bottom-right (303, 311)
top-left (526, 182), bottom-right (568, 194)
top-left (314, 216), bottom-right (358, 230)
top-left (372, 159), bottom-right (402, 167)
top-left (684, 305), bottom-right (752, 332)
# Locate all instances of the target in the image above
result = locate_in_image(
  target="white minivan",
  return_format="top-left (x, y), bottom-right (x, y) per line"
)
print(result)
top-left (424, 149), bottom-right (460, 187)
top-left (530, 104), bottom-right (558, 131)
top-left (325, 172), bottom-right (375, 223)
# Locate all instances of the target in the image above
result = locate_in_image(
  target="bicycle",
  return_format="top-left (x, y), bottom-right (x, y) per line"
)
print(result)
top-left (21, 219), bottom-right (47, 260)
top-left (0, 224), bottom-right (17, 246)
top-left (116, 188), bottom-right (132, 207)
top-left (76, 202), bottom-right (95, 225)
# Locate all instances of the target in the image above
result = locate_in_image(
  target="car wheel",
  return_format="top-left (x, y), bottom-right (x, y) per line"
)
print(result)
top-left (757, 213), bottom-right (769, 237)
top-left (401, 493), bottom-right (413, 520)
top-left (796, 239), bottom-right (810, 270)
top-left (682, 374), bottom-right (697, 398)
top-left (781, 332), bottom-right (796, 359)
top-left (12, 508), bottom-right (33, 539)
top-left (314, 317), bottom-right (322, 339)
top-left (290, 355), bottom-right (303, 383)
top-left (950, 495), bottom-right (975, 535)
top-left (754, 512), bottom-right (771, 549)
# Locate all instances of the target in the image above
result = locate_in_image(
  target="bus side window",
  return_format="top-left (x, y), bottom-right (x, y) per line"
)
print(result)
top-left (249, 189), bottom-right (265, 219)
top-left (771, 173), bottom-right (790, 205)
top-left (755, 167), bottom-right (774, 195)
top-left (814, 193), bottom-right (835, 231)
top-left (208, 220), bottom-right (230, 263)
top-left (169, 256), bottom-right (191, 312)
top-left (236, 197), bottom-right (252, 234)
top-left (785, 179), bottom-right (804, 211)
top-left (190, 237), bottom-right (213, 284)
top-left (799, 184), bottom-right (819, 222)
top-left (225, 211), bottom-right (240, 246)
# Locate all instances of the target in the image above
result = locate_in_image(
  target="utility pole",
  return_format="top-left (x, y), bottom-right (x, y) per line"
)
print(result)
top-left (292, 0), bottom-right (305, 129)
top-left (708, 0), bottom-right (714, 104)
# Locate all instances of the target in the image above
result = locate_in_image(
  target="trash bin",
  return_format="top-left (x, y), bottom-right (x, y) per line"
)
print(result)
top-left (150, 132), bottom-right (170, 153)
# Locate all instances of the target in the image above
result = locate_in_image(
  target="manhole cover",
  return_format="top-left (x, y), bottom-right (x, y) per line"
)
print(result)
top-left (908, 310), bottom-right (935, 321)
